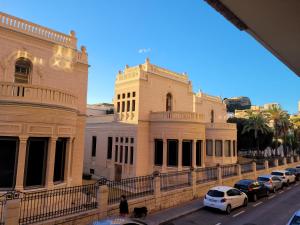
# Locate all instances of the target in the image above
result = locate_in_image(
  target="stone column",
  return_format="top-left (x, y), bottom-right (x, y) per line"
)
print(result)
top-left (150, 140), bottom-right (154, 172)
top-left (190, 170), bottom-right (197, 198)
top-left (237, 164), bottom-right (242, 178)
top-left (192, 140), bottom-right (197, 168)
top-left (212, 139), bottom-right (215, 162)
top-left (264, 160), bottom-right (269, 171)
top-left (202, 140), bottom-right (205, 167)
top-left (46, 136), bottom-right (58, 189)
top-left (15, 135), bottom-right (28, 190)
top-left (66, 137), bottom-right (74, 186)
top-left (217, 164), bottom-right (222, 185)
top-left (4, 199), bottom-right (21, 225)
top-left (178, 140), bottom-right (182, 171)
top-left (252, 161), bottom-right (257, 178)
top-left (162, 140), bottom-right (167, 172)
top-left (97, 185), bottom-right (109, 218)
top-left (283, 157), bottom-right (287, 165)
top-left (290, 156), bottom-right (294, 163)
top-left (274, 159), bottom-right (279, 167)
top-left (222, 140), bottom-right (225, 163)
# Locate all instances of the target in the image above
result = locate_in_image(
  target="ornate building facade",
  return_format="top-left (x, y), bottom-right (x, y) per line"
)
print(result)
top-left (0, 12), bottom-right (88, 191)
top-left (85, 59), bottom-right (237, 180)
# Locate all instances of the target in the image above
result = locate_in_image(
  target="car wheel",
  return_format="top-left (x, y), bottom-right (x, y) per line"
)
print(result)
top-left (226, 205), bottom-right (231, 214)
top-left (253, 194), bottom-right (257, 202)
top-left (243, 198), bottom-right (248, 207)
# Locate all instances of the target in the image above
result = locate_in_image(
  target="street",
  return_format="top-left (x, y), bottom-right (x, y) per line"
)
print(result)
top-left (167, 182), bottom-right (300, 225)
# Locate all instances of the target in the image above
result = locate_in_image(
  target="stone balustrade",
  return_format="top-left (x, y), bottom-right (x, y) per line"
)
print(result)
top-left (0, 82), bottom-right (78, 110)
top-left (150, 111), bottom-right (205, 122)
top-left (0, 12), bottom-right (76, 48)
top-left (206, 122), bottom-right (236, 129)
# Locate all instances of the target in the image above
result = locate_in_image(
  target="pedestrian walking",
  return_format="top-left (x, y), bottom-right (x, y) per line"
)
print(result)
top-left (119, 195), bottom-right (129, 217)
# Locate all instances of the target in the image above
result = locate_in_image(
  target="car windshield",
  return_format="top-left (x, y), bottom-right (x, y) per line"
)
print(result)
top-left (290, 215), bottom-right (300, 225)
top-left (257, 177), bottom-right (269, 182)
top-left (207, 190), bottom-right (224, 197)
top-left (271, 172), bottom-right (283, 176)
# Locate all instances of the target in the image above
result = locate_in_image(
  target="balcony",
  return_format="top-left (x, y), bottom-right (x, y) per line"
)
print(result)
top-left (0, 82), bottom-right (77, 110)
top-left (205, 123), bottom-right (236, 129)
top-left (150, 111), bottom-right (204, 123)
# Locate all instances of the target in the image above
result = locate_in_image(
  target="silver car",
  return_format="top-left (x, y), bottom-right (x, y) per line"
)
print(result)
top-left (257, 175), bottom-right (283, 192)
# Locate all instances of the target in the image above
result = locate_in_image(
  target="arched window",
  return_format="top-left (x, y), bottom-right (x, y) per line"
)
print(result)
top-left (15, 58), bottom-right (31, 84)
top-left (210, 110), bottom-right (214, 123)
top-left (166, 93), bottom-right (172, 111)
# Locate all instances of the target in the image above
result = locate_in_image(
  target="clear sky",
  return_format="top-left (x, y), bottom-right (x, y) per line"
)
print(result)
top-left (1, 0), bottom-right (299, 113)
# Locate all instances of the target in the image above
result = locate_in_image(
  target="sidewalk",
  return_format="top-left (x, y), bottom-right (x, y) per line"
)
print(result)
top-left (143, 198), bottom-right (204, 225)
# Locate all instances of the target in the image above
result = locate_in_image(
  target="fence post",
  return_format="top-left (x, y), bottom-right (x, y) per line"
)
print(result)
top-left (290, 156), bottom-right (294, 164)
top-left (153, 174), bottom-right (161, 210)
top-left (217, 165), bottom-right (222, 185)
top-left (4, 199), bottom-right (21, 225)
top-left (190, 170), bottom-right (197, 198)
top-left (264, 160), bottom-right (269, 171)
top-left (283, 157), bottom-right (287, 165)
top-left (274, 159), bottom-right (279, 167)
top-left (237, 164), bottom-right (242, 178)
top-left (97, 185), bottom-right (109, 218)
top-left (252, 161), bottom-right (257, 178)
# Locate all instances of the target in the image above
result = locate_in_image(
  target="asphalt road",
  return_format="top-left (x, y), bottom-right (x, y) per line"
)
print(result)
top-left (167, 182), bottom-right (300, 225)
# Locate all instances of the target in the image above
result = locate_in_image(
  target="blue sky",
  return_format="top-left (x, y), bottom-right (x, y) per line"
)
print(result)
top-left (1, 0), bottom-right (299, 113)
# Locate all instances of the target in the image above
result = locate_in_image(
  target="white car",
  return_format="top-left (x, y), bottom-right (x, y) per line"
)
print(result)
top-left (203, 186), bottom-right (248, 214)
top-left (271, 170), bottom-right (296, 186)
top-left (287, 210), bottom-right (300, 225)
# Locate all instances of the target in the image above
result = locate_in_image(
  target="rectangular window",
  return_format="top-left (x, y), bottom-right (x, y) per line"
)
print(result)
top-left (121, 137), bottom-right (123, 143)
top-left (115, 145), bottom-right (118, 162)
top-left (130, 146), bottom-right (134, 164)
top-left (215, 140), bottom-right (222, 157)
top-left (127, 92), bottom-right (130, 98)
top-left (206, 139), bottom-right (213, 156)
top-left (182, 140), bottom-right (192, 167)
top-left (233, 140), bottom-right (236, 156)
top-left (225, 140), bottom-right (231, 157)
top-left (132, 100), bottom-right (136, 111)
top-left (133, 92), bottom-right (136, 97)
top-left (107, 137), bottom-right (113, 159)
top-left (167, 139), bottom-right (178, 166)
top-left (116, 137), bottom-right (119, 142)
top-left (0, 137), bottom-right (18, 189)
top-left (127, 101), bottom-right (130, 112)
top-left (117, 94), bottom-right (120, 100)
top-left (120, 146), bottom-right (123, 163)
top-left (117, 102), bottom-right (120, 113)
top-left (125, 137), bottom-right (128, 143)
top-left (130, 138), bottom-right (134, 143)
top-left (196, 140), bottom-right (202, 167)
top-left (125, 146), bottom-right (128, 164)
top-left (91, 136), bottom-right (97, 157)
top-left (122, 101), bottom-right (125, 112)
top-left (154, 139), bottom-right (163, 166)
top-left (25, 138), bottom-right (48, 187)
top-left (53, 138), bottom-right (67, 183)
top-left (122, 93), bottom-right (125, 99)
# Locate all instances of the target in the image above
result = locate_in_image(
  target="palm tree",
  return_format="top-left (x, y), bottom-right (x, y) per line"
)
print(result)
top-left (242, 112), bottom-right (271, 156)
top-left (279, 115), bottom-right (292, 156)
top-left (265, 105), bottom-right (287, 153)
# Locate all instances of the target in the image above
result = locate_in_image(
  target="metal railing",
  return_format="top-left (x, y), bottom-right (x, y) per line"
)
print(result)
top-left (278, 158), bottom-right (284, 166)
top-left (241, 163), bottom-right (253, 174)
top-left (19, 184), bottom-right (98, 225)
top-left (195, 167), bottom-right (217, 184)
top-left (268, 159), bottom-right (276, 168)
top-left (256, 161), bottom-right (265, 170)
top-left (107, 175), bottom-right (154, 205)
top-left (221, 164), bottom-right (238, 178)
top-left (160, 171), bottom-right (191, 191)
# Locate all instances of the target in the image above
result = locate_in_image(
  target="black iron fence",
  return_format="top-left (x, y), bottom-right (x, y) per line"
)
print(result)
top-left (256, 160), bottom-right (265, 170)
top-left (19, 184), bottom-right (98, 225)
top-left (268, 159), bottom-right (276, 168)
top-left (107, 175), bottom-right (154, 205)
top-left (195, 167), bottom-right (217, 184)
top-left (160, 170), bottom-right (191, 191)
top-left (221, 164), bottom-right (238, 178)
top-left (241, 163), bottom-right (253, 174)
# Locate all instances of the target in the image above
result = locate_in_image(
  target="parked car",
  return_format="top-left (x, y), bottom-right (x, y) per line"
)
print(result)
top-left (203, 186), bottom-right (248, 214)
top-left (271, 170), bottom-right (296, 186)
top-left (257, 175), bottom-right (283, 192)
top-left (286, 168), bottom-right (300, 181)
top-left (286, 209), bottom-right (300, 225)
top-left (89, 218), bottom-right (147, 225)
top-left (234, 179), bottom-right (269, 202)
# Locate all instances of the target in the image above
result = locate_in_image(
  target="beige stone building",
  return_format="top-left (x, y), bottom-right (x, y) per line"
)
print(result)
top-left (0, 12), bottom-right (88, 191)
top-left (85, 59), bottom-right (237, 180)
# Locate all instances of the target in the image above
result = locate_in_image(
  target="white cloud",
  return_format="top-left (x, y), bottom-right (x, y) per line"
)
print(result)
top-left (138, 48), bottom-right (151, 54)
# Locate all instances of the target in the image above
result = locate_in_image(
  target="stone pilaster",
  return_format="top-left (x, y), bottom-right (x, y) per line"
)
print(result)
top-left (46, 136), bottom-right (58, 189)
top-left (162, 140), bottom-right (167, 172)
top-left (15, 135), bottom-right (28, 190)
top-left (192, 140), bottom-right (197, 168)
top-left (178, 140), bottom-right (182, 171)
